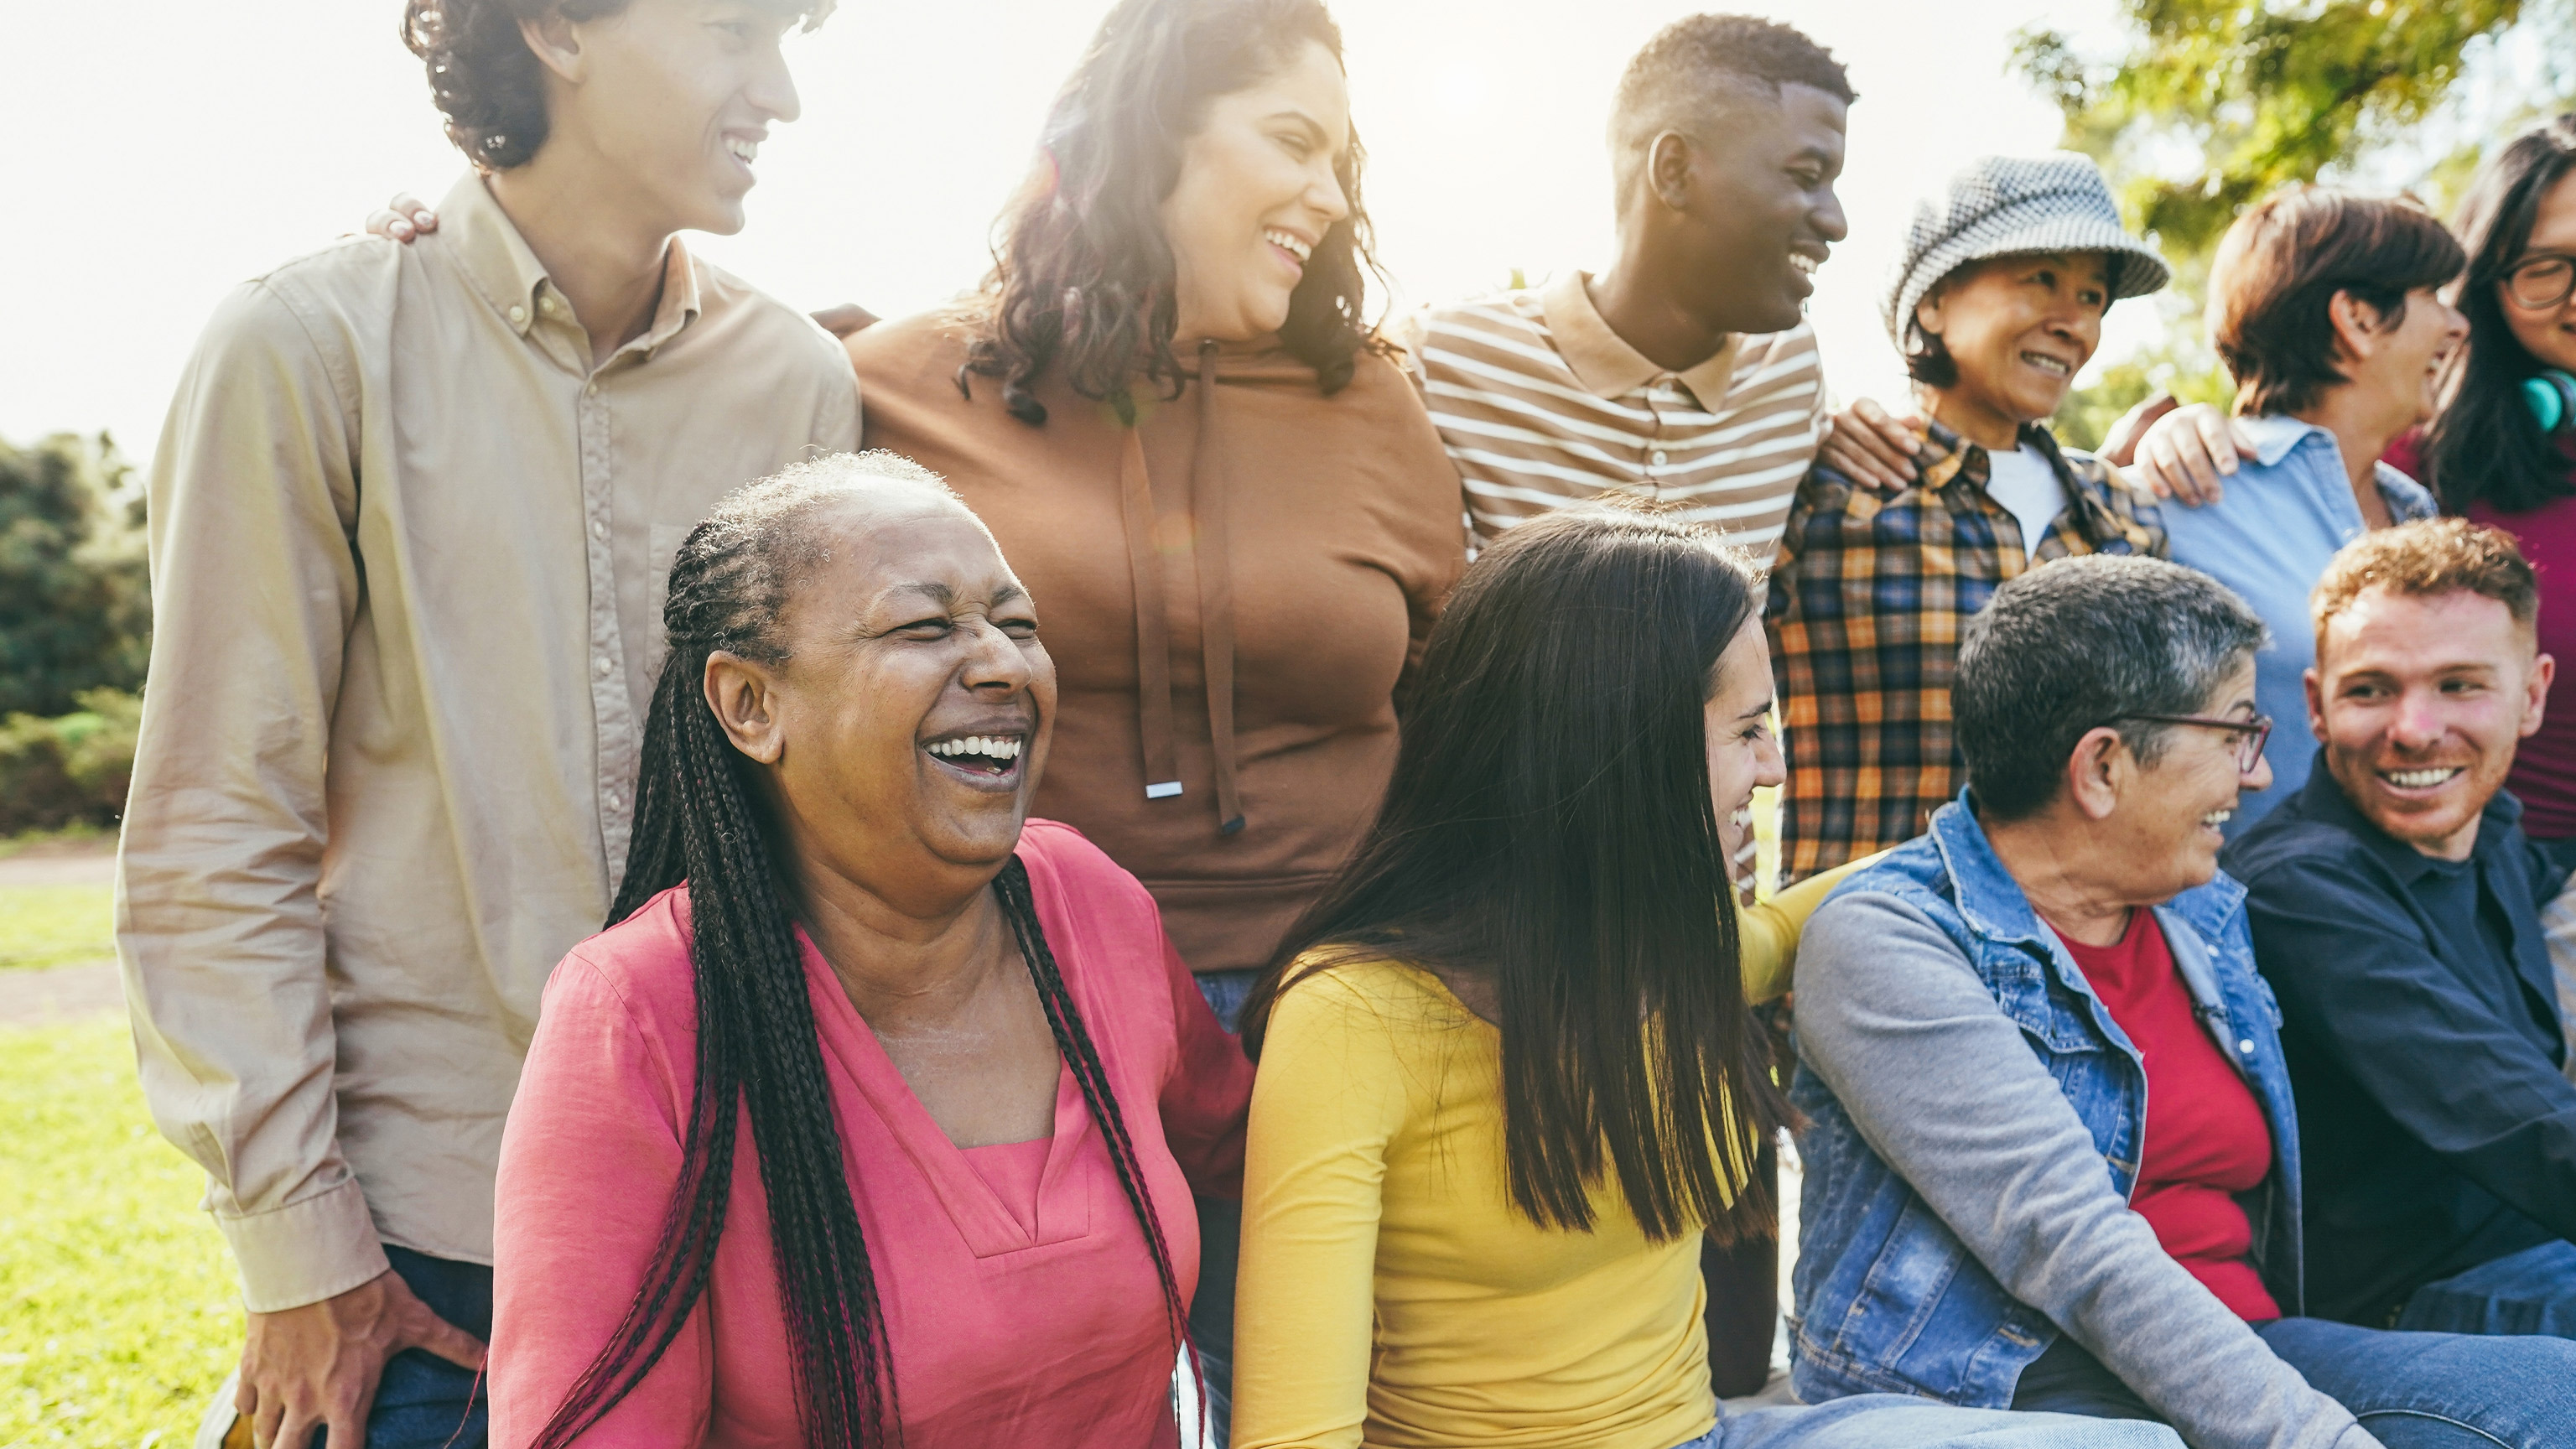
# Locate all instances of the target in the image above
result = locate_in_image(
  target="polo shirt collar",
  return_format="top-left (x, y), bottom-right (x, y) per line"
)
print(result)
top-left (436, 172), bottom-right (703, 355)
top-left (1540, 270), bottom-right (1741, 408)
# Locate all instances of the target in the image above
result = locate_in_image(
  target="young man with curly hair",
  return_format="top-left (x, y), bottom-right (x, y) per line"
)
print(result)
top-left (120, 3), bottom-right (858, 1446)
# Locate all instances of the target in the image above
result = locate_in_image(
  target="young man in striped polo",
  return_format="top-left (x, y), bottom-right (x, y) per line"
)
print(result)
top-left (1405, 13), bottom-right (1864, 1402)
top-left (1407, 14), bottom-right (1855, 564)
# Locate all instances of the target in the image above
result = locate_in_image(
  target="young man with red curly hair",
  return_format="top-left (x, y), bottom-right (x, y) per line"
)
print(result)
top-left (121, 4), bottom-right (858, 1446)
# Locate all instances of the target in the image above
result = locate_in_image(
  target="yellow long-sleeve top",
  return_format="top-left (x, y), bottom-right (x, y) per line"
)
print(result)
top-left (1232, 865), bottom-right (1855, 1449)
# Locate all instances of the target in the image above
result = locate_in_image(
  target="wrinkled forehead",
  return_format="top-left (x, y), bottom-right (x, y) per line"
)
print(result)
top-left (792, 496), bottom-right (1018, 610)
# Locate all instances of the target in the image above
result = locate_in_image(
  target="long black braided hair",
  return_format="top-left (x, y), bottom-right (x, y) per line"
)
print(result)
top-left (532, 452), bottom-right (1198, 1446)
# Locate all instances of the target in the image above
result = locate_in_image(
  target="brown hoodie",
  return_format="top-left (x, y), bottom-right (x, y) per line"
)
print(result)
top-left (846, 310), bottom-right (1466, 974)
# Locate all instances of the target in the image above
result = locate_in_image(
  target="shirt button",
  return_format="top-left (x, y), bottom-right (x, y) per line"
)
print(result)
top-left (591, 521), bottom-right (606, 540)
top-left (595, 655), bottom-right (613, 678)
top-left (507, 304), bottom-right (527, 325)
top-left (605, 788), bottom-right (624, 810)
top-left (541, 296), bottom-right (562, 317)
top-left (2238, 1039), bottom-right (2257, 1055)
top-left (1650, 449), bottom-right (1669, 467)
top-left (585, 382), bottom-right (600, 397)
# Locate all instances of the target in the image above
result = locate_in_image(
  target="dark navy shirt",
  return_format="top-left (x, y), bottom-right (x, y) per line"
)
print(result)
top-left (2225, 758), bottom-right (2576, 1322)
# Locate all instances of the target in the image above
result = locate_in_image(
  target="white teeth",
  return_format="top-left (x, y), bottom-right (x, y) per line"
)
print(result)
top-left (2023, 353), bottom-right (2071, 376)
top-left (2203, 810), bottom-right (2232, 827)
top-left (725, 137), bottom-right (759, 164)
top-left (927, 735), bottom-right (1022, 762)
top-left (2384, 766), bottom-right (2460, 788)
top-left (1263, 228), bottom-right (1311, 263)
top-left (1789, 253), bottom-right (1819, 275)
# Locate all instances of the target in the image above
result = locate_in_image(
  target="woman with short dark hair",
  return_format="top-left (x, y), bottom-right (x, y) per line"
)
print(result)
top-left (488, 453), bottom-right (1252, 1447)
top-left (1789, 553), bottom-right (2576, 1449)
top-left (1230, 506), bottom-right (2182, 1449)
top-left (2160, 187), bottom-right (2466, 836)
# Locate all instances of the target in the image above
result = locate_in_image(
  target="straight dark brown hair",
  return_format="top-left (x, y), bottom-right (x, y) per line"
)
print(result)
top-left (1238, 506), bottom-right (1789, 1244)
top-left (2423, 115), bottom-right (2576, 514)
top-left (2208, 186), bottom-right (2464, 418)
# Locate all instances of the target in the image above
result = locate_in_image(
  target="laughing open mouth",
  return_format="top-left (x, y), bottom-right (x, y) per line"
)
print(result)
top-left (2381, 766), bottom-right (2464, 789)
top-left (923, 733), bottom-right (1026, 777)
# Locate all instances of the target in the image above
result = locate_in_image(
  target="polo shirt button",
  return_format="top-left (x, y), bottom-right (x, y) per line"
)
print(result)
top-left (2238, 1039), bottom-right (2256, 1054)
top-left (507, 304), bottom-right (527, 325)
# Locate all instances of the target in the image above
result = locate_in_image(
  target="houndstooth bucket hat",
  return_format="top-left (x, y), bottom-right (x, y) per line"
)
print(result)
top-left (1884, 152), bottom-right (2170, 347)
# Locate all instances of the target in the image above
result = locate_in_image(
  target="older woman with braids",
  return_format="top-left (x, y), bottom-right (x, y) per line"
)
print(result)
top-left (487, 452), bottom-right (1251, 1446)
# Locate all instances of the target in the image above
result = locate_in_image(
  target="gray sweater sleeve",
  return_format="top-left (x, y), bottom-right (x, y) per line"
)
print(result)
top-left (1794, 890), bottom-right (2380, 1449)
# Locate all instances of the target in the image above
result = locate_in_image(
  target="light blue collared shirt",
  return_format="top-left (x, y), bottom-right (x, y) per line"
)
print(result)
top-left (2160, 413), bottom-right (2438, 838)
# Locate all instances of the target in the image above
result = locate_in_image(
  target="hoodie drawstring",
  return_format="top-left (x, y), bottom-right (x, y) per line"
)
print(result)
top-left (1193, 339), bottom-right (1245, 834)
top-left (1114, 340), bottom-right (1246, 834)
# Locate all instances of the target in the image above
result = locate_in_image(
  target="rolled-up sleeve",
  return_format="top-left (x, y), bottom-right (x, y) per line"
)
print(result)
top-left (115, 278), bottom-right (380, 1312)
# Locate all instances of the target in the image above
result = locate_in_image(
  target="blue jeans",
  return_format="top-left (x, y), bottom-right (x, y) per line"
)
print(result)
top-left (1667, 1396), bottom-right (2182, 1448)
top-left (1189, 969), bottom-right (1262, 1449)
top-left (2010, 1317), bottom-right (2576, 1446)
top-left (2397, 1237), bottom-right (2576, 1338)
top-left (354, 1245), bottom-right (489, 1448)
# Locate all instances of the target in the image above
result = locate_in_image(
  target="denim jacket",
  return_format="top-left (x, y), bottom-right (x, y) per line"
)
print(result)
top-left (1789, 794), bottom-right (2315, 1432)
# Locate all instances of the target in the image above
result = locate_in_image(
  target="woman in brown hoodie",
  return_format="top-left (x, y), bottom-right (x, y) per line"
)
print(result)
top-left (846, 1), bottom-right (1460, 1011)
top-left (844, 1), bottom-right (1462, 1433)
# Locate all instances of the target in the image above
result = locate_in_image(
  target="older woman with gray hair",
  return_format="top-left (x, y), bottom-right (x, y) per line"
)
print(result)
top-left (1784, 553), bottom-right (2576, 1449)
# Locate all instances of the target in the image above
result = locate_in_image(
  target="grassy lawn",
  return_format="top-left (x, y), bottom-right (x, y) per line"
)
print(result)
top-left (1, 1018), bottom-right (237, 1446)
top-left (0, 886), bottom-right (117, 971)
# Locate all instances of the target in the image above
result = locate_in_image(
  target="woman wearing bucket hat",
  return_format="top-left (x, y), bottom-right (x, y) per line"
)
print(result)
top-left (1768, 152), bottom-right (2171, 883)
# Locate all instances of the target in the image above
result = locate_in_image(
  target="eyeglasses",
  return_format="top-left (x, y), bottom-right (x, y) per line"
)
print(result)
top-left (2106, 713), bottom-right (2274, 775)
top-left (2505, 253), bottom-right (2576, 312)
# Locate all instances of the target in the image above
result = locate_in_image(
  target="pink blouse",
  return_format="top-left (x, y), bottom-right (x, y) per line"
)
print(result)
top-left (491, 821), bottom-right (1253, 1446)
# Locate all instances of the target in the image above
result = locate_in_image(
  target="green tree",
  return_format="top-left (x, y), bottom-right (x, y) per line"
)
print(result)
top-left (0, 433), bottom-right (150, 718)
top-left (2016, 0), bottom-right (2576, 447)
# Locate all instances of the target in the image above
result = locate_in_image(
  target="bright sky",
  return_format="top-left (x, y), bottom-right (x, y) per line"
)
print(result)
top-left (0, 0), bottom-right (2143, 464)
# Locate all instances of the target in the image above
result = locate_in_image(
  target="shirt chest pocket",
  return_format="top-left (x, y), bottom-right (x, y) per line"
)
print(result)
top-left (1987, 948), bottom-right (2114, 1059)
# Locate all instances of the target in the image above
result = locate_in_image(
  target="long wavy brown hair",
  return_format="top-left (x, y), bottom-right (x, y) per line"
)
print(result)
top-left (961, 0), bottom-right (1384, 424)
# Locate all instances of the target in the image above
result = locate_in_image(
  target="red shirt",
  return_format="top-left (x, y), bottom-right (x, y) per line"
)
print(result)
top-left (2055, 911), bottom-right (2283, 1321)
top-left (491, 821), bottom-right (1254, 1447)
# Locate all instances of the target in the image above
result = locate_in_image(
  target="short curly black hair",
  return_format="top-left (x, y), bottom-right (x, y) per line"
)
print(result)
top-left (402, 0), bottom-right (834, 170)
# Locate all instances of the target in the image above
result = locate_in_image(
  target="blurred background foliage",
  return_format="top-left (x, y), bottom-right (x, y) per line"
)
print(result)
top-left (2022, 0), bottom-right (2576, 449)
top-left (1, 432), bottom-right (146, 835)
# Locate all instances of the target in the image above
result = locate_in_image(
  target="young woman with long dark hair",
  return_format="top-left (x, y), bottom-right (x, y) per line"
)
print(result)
top-left (487, 452), bottom-right (1251, 1446)
top-left (840, 1), bottom-right (1463, 1428)
top-left (1227, 506), bottom-right (2179, 1449)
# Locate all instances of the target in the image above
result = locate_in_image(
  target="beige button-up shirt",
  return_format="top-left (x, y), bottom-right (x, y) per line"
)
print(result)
top-left (117, 174), bottom-right (860, 1311)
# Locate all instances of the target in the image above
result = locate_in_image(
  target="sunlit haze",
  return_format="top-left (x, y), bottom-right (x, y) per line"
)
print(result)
top-left (0, 0), bottom-right (2137, 462)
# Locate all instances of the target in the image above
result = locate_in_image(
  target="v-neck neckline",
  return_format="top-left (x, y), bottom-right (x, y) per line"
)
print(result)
top-left (792, 919), bottom-right (1098, 1258)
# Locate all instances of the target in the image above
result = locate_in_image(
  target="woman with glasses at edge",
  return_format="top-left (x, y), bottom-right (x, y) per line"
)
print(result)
top-left (2382, 118), bottom-right (2576, 1063)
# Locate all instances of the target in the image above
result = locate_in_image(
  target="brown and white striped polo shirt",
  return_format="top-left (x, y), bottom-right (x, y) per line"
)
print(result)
top-left (1408, 270), bottom-right (1827, 561)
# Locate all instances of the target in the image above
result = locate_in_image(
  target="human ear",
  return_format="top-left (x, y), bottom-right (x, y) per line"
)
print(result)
top-left (518, 11), bottom-right (589, 86)
top-left (2304, 665), bottom-right (2329, 743)
top-left (1648, 131), bottom-right (1694, 211)
top-left (2327, 289), bottom-right (2386, 361)
top-left (2064, 726), bottom-right (2126, 821)
top-left (1914, 284), bottom-right (1949, 344)
top-left (2524, 652), bottom-right (2556, 740)
top-left (704, 652), bottom-right (786, 764)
